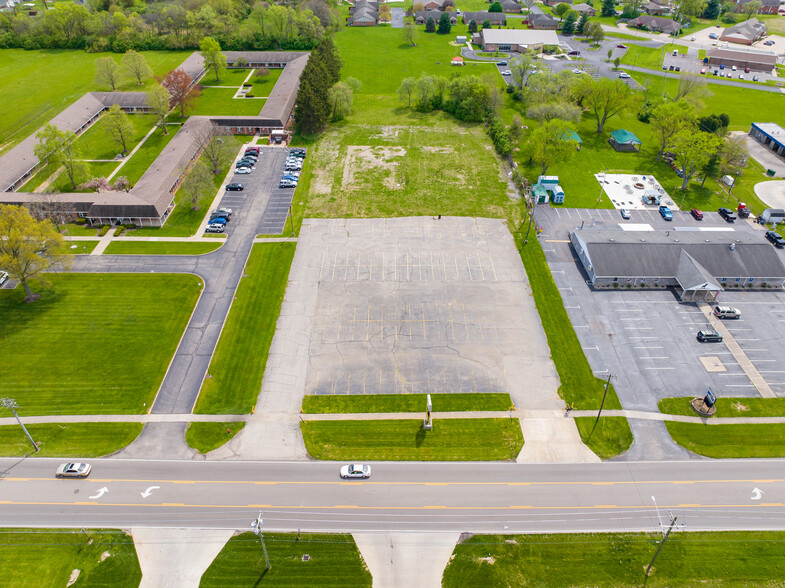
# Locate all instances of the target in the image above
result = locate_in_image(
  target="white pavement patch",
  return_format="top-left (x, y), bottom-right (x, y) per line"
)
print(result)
top-left (516, 416), bottom-right (600, 463)
top-left (353, 532), bottom-right (460, 588)
top-left (596, 173), bottom-right (676, 211)
top-left (754, 180), bottom-right (785, 210)
top-left (132, 527), bottom-right (233, 588)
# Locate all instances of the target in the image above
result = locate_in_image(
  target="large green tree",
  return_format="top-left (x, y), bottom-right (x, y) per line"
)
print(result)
top-left (489, 1), bottom-right (504, 11)
top-left (671, 130), bottom-right (723, 189)
top-left (293, 53), bottom-right (332, 135)
top-left (397, 77), bottom-right (416, 107)
top-left (575, 77), bottom-right (640, 132)
top-left (650, 100), bottom-right (697, 160)
top-left (315, 36), bottom-right (342, 86)
top-left (146, 84), bottom-right (171, 135)
top-left (94, 56), bottom-right (121, 91)
top-left (601, 0), bottom-right (616, 17)
top-left (525, 120), bottom-right (579, 175)
top-left (437, 11), bottom-right (452, 34)
top-left (200, 36), bottom-right (227, 83)
top-left (181, 160), bottom-right (214, 210)
top-left (562, 11), bottom-right (578, 34)
top-left (121, 50), bottom-right (152, 85)
top-left (104, 104), bottom-right (134, 155)
top-left (425, 16), bottom-right (436, 32)
top-left (32, 124), bottom-right (88, 190)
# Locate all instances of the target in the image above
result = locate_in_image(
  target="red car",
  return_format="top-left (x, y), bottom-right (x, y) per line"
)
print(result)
top-left (691, 208), bottom-right (704, 220)
top-left (617, 44), bottom-right (627, 49)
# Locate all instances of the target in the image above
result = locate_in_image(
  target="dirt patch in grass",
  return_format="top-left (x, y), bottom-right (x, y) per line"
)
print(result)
top-left (342, 146), bottom-right (407, 192)
top-left (732, 401), bottom-right (750, 412)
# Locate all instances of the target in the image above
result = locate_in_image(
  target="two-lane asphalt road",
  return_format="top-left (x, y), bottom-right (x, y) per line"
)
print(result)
top-left (2, 459), bottom-right (785, 533)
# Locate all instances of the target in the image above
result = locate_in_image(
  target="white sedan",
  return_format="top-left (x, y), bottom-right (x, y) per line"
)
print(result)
top-left (235, 167), bottom-right (252, 174)
top-left (340, 464), bottom-right (371, 479)
top-left (56, 463), bottom-right (92, 478)
top-left (618, 72), bottom-right (631, 79)
top-left (501, 69), bottom-right (512, 76)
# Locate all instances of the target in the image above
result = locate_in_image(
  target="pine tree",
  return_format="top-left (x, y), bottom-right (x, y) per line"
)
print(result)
top-left (577, 11), bottom-right (589, 33)
top-left (562, 11), bottom-right (578, 34)
top-left (425, 16), bottom-right (436, 32)
top-left (437, 11), bottom-right (452, 34)
top-left (468, 19), bottom-right (478, 33)
top-left (702, 0), bottom-right (720, 19)
top-left (294, 54), bottom-right (331, 135)
top-left (315, 37), bottom-right (342, 86)
top-left (601, 0), bottom-right (616, 17)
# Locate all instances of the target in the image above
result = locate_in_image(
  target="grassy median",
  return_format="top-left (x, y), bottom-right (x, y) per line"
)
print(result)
top-left (0, 423), bottom-right (143, 457)
top-left (659, 396), bottom-right (785, 418)
top-left (301, 393), bottom-right (514, 414)
top-left (665, 422), bottom-right (785, 458)
top-left (103, 241), bottom-right (223, 255)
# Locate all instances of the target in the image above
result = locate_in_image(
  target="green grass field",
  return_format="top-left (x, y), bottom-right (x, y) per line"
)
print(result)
top-left (443, 531), bottom-right (785, 587)
top-left (195, 243), bottom-right (296, 414)
top-left (0, 273), bottom-right (200, 415)
top-left (0, 423), bottom-right (143, 457)
top-left (73, 114), bottom-right (156, 160)
top-left (665, 422), bottom-right (785, 458)
top-left (48, 161), bottom-right (120, 192)
top-left (0, 528), bottom-right (141, 588)
top-left (120, 125), bottom-right (179, 186)
top-left (200, 532), bottom-right (371, 587)
top-left (301, 418), bottom-right (524, 460)
top-left (574, 417), bottom-right (634, 459)
top-left (621, 44), bottom-right (687, 69)
top-left (188, 88), bottom-right (267, 117)
top-left (200, 67), bottom-right (253, 86)
top-left (185, 422), bottom-right (245, 453)
top-left (660, 397), bottom-right (785, 417)
top-left (103, 241), bottom-right (223, 255)
top-left (301, 393), bottom-right (514, 413)
top-left (65, 240), bottom-right (99, 255)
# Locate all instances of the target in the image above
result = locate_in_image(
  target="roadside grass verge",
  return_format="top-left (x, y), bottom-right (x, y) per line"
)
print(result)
top-left (443, 531), bottom-right (785, 587)
top-left (0, 273), bottom-right (201, 415)
top-left (194, 243), bottom-right (296, 414)
top-left (665, 422), bottom-right (785, 458)
top-left (185, 422), bottom-right (245, 454)
top-left (574, 417), bottom-right (634, 459)
top-left (65, 240), bottom-right (99, 255)
top-left (103, 241), bottom-right (222, 255)
top-left (74, 114), bottom-right (156, 160)
top-left (301, 393), bottom-right (514, 413)
top-left (120, 126), bottom-right (179, 186)
top-left (300, 418), bottom-right (523, 461)
top-left (660, 396), bottom-right (785, 417)
top-left (0, 423), bottom-right (143, 457)
top-left (0, 528), bottom-right (141, 588)
top-left (200, 532), bottom-right (371, 587)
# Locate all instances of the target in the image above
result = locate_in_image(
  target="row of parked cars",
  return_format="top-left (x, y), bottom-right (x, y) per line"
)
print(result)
top-left (235, 145), bottom-right (261, 175)
top-left (279, 148), bottom-right (306, 189)
top-left (205, 207), bottom-right (233, 233)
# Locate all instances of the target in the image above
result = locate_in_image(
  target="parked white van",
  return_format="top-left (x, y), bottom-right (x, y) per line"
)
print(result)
top-left (714, 306), bottom-right (741, 319)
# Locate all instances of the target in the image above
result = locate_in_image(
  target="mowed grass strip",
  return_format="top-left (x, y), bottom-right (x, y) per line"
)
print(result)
top-left (665, 422), bottom-right (785, 458)
top-left (195, 242), bottom-right (296, 414)
top-left (0, 423), bottom-right (143, 457)
top-left (300, 419), bottom-right (523, 461)
top-left (301, 393), bottom-right (514, 413)
top-left (574, 417), bottom-right (634, 460)
top-left (443, 531), bottom-right (785, 587)
top-left (200, 532), bottom-right (371, 587)
top-left (0, 528), bottom-right (141, 588)
top-left (185, 422), bottom-right (245, 454)
top-left (660, 396), bottom-right (785, 417)
top-left (0, 273), bottom-right (201, 415)
top-left (103, 241), bottom-right (222, 255)
top-left (117, 125), bottom-right (178, 186)
top-left (65, 240), bottom-right (100, 255)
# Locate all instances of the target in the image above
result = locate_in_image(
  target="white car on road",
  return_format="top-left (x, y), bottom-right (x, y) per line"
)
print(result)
top-left (340, 464), bottom-right (371, 479)
top-left (56, 463), bottom-right (92, 478)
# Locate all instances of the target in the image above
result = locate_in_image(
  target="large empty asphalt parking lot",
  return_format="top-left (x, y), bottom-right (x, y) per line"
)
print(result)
top-left (537, 205), bottom-right (785, 411)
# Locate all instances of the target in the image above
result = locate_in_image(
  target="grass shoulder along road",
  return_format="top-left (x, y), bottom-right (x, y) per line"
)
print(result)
top-left (660, 396), bottom-right (785, 417)
top-left (194, 242), bottom-right (296, 414)
top-left (103, 241), bottom-right (223, 255)
top-left (200, 532), bottom-right (371, 587)
top-left (301, 393), bottom-right (514, 413)
top-left (65, 240), bottom-right (99, 255)
top-left (665, 421), bottom-right (785, 458)
top-left (574, 417), bottom-right (634, 459)
top-left (0, 423), bottom-right (143, 457)
top-left (0, 528), bottom-right (141, 588)
top-left (443, 531), bottom-right (785, 587)
top-left (185, 422), bottom-right (245, 454)
top-left (300, 418), bottom-right (523, 461)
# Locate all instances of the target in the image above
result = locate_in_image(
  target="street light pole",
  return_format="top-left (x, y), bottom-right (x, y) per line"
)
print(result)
top-left (250, 511), bottom-right (271, 571)
top-left (728, 155), bottom-right (747, 201)
top-left (1, 398), bottom-right (38, 452)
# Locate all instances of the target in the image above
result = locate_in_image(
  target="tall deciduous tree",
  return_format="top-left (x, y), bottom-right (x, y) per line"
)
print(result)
top-left (200, 36), bottom-right (227, 83)
top-left (650, 100), bottom-right (697, 160)
top-left (585, 20), bottom-right (605, 42)
top-left (403, 20), bottom-right (417, 46)
top-left (95, 56), bottom-right (121, 91)
top-left (181, 160), bottom-right (214, 210)
top-left (0, 204), bottom-right (71, 302)
top-left (743, 0), bottom-right (762, 18)
top-left (509, 54), bottom-right (536, 89)
top-left (104, 104), bottom-right (133, 155)
top-left (198, 125), bottom-right (235, 174)
top-left (161, 69), bottom-right (201, 118)
top-left (576, 77), bottom-right (640, 132)
top-left (121, 50), bottom-right (152, 85)
top-left (554, 3), bottom-right (571, 19)
top-left (525, 119), bottom-right (579, 175)
top-left (33, 124), bottom-right (87, 190)
top-left (397, 77), bottom-right (416, 107)
top-left (671, 130), bottom-right (723, 189)
top-left (146, 84), bottom-right (171, 135)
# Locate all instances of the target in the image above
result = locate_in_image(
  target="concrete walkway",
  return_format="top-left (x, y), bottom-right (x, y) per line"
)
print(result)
top-left (90, 229), bottom-right (116, 256)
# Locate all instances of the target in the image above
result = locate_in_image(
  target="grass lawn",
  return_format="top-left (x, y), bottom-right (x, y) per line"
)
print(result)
top-left (194, 243), bottom-right (296, 414)
top-left (187, 88), bottom-right (267, 117)
top-left (443, 531), bottom-right (785, 587)
top-left (200, 67), bottom-right (252, 86)
top-left (604, 31), bottom-right (641, 40)
top-left (200, 532), bottom-right (371, 587)
top-left (0, 528), bottom-right (141, 588)
top-left (73, 114), bottom-right (156, 160)
top-left (120, 125), bottom-right (179, 186)
top-left (0, 423), bottom-right (143, 457)
top-left (660, 396), bottom-right (785, 417)
top-left (0, 273), bottom-right (200, 415)
top-left (103, 241), bottom-right (223, 255)
top-left (65, 240), bottom-right (99, 255)
top-left (185, 422), bottom-right (245, 454)
top-left (18, 161), bottom-right (59, 192)
top-left (246, 67), bottom-right (285, 96)
top-left (60, 222), bottom-right (101, 237)
top-left (48, 161), bottom-right (120, 193)
top-left (0, 49), bottom-right (190, 152)
top-left (574, 417), bottom-right (634, 459)
top-left (301, 393), bottom-right (514, 413)
top-left (621, 44), bottom-right (686, 69)
top-left (665, 422), bottom-right (785, 458)
top-left (300, 418), bottom-right (524, 460)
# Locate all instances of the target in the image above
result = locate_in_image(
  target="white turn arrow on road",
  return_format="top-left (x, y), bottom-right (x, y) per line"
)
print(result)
top-left (751, 488), bottom-right (763, 500)
top-left (140, 486), bottom-right (160, 499)
top-left (89, 487), bottom-right (109, 500)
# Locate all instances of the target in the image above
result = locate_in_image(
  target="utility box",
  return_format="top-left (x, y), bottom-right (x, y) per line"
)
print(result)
top-left (456, 35), bottom-right (467, 44)
top-left (722, 174), bottom-right (734, 186)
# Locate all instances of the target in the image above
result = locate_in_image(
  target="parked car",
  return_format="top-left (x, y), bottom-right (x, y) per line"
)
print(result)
top-left (225, 183), bottom-right (244, 191)
top-left (726, 72), bottom-right (732, 78)
top-left (731, 65), bottom-right (737, 71)
top-left (766, 230), bottom-right (785, 248)
top-left (709, 32), bottom-right (718, 39)
top-left (690, 208), bottom-right (704, 220)
top-left (0, 270), bottom-right (8, 286)
top-left (714, 306), bottom-right (741, 319)
top-left (744, 67), bottom-right (751, 73)
top-left (497, 60), bottom-right (507, 66)
top-left (235, 167), bottom-right (252, 174)
top-left (697, 329), bottom-right (723, 342)
top-left (700, 68), bottom-right (706, 74)
top-left (718, 207), bottom-right (737, 222)
top-left (568, 50), bottom-right (581, 56)
top-left (764, 40), bottom-right (775, 46)
top-left (619, 72), bottom-right (631, 79)
top-left (712, 70), bottom-right (719, 76)
top-left (617, 44), bottom-right (627, 49)
top-left (285, 164), bottom-right (302, 171)
top-left (501, 70), bottom-right (512, 76)
top-left (662, 64), bottom-right (668, 70)
top-left (620, 208), bottom-right (631, 219)
top-left (213, 207), bottom-right (232, 217)
top-left (739, 74), bottom-right (745, 79)
top-left (205, 223), bottom-right (225, 233)
top-left (290, 149), bottom-right (306, 157)
top-left (571, 68), bottom-right (583, 74)
top-left (56, 463), bottom-right (91, 478)
top-left (209, 216), bottom-right (228, 225)
top-left (674, 66), bottom-right (681, 72)
top-left (340, 464), bottom-right (371, 479)
top-left (753, 75), bottom-right (760, 81)
top-left (658, 205), bottom-right (673, 221)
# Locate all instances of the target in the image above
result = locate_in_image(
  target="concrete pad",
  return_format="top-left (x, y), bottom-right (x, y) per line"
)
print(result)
top-left (754, 180), bottom-right (785, 209)
top-left (353, 532), bottom-right (460, 588)
top-left (209, 420), bottom-right (308, 460)
top-left (700, 355), bottom-right (726, 372)
top-left (516, 417), bottom-right (600, 463)
top-left (595, 173), bottom-right (676, 211)
top-left (132, 527), bottom-right (233, 588)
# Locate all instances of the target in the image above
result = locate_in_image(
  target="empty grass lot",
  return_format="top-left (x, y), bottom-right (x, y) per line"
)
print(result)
top-left (200, 532), bottom-right (371, 587)
top-left (665, 422), bottom-right (785, 458)
top-left (621, 44), bottom-right (687, 70)
top-left (301, 418), bottom-right (524, 461)
top-left (103, 241), bottom-right (223, 255)
top-left (0, 528), bottom-right (141, 588)
top-left (185, 422), bottom-right (245, 454)
top-left (0, 273), bottom-right (200, 415)
top-left (187, 88), bottom-right (266, 117)
top-left (194, 243), bottom-right (296, 414)
top-left (660, 397), bottom-right (785, 417)
top-left (0, 423), bottom-right (143, 457)
top-left (301, 393), bottom-right (514, 413)
top-left (443, 531), bottom-right (785, 587)
top-left (73, 114), bottom-right (157, 160)
top-left (120, 126), bottom-right (179, 186)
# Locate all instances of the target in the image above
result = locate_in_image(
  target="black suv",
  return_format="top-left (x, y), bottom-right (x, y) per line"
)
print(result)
top-left (718, 208), bottom-right (737, 222)
top-left (697, 329), bottom-right (723, 342)
top-left (225, 183), bottom-right (244, 191)
top-left (766, 230), bottom-right (785, 248)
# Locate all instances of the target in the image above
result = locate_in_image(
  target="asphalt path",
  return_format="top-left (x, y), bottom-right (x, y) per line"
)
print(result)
top-left (3, 458), bottom-right (784, 533)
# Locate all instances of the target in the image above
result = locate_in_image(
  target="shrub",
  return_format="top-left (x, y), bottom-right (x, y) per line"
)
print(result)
top-left (74, 218), bottom-right (87, 225)
top-left (113, 226), bottom-right (125, 236)
top-left (243, 83), bottom-right (252, 87)
top-left (98, 225), bottom-right (110, 236)
top-left (245, 93), bottom-right (255, 98)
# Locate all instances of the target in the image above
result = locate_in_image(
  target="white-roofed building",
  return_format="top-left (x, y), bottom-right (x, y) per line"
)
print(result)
top-left (478, 29), bottom-right (559, 52)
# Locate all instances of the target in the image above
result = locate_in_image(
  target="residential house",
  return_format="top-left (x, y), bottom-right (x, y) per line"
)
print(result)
top-left (500, 0), bottom-right (523, 12)
top-left (423, 0), bottom-right (449, 10)
top-left (463, 11), bottom-right (507, 26)
top-left (572, 3), bottom-right (596, 15)
top-left (528, 13), bottom-right (559, 29)
top-left (736, 0), bottom-right (779, 15)
top-left (415, 10), bottom-right (457, 24)
top-left (543, 0), bottom-right (570, 5)
top-left (721, 17), bottom-right (768, 44)
top-left (627, 14), bottom-right (682, 35)
top-left (348, 0), bottom-right (379, 25)
top-left (643, 1), bottom-right (668, 15)
top-left (479, 28), bottom-right (559, 51)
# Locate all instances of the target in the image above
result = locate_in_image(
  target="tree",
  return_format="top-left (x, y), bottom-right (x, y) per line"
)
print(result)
top-left (554, 3), bottom-right (571, 19)
top-left (721, 133), bottom-right (748, 174)
top-left (315, 37), bottom-right (342, 87)
top-left (482, 19), bottom-right (492, 29)
top-left (379, 3), bottom-right (391, 21)
top-left (161, 69), bottom-right (201, 118)
top-left (524, 120), bottom-right (579, 175)
top-left (444, 75), bottom-right (491, 122)
top-left (33, 124), bottom-right (87, 190)
top-left (613, 57), bottom-right (621, 68)
top-left (200, 36), bottom-right (227, 83)
top-left (95, 56), bottom-right (121, 91)
top-left (702, 0), bottom-right (721, 18)
top-left (577, 11), bottom-right (589, 33)
top-left (198, 125), bottom-right (234, 175)
top-left (398, 77), bottom-right (416, 107)
top-left (113, 176), bottom-right (131, 192)
top-left (743, 0), bottom-right (762, 18)
top-left (468, 19), bottom-right (478, 33)
top-left (698, 113), bottom-right (730, 134)
top-left (121, 50), bottom-right (152, 86)
top-left (79, 177), bottom-right (112, 192)
top-left (509, 115), bottom-right (524, 144)
top-left (403, 20), bottom-right (417, 46)
top-left (437, 12), bottom-right (452, 33)
top-left (562, 11), bottom-right (578, 34)
top-left (414, 74), bottom-right (435, 110)
top-left (328, 79), bottom-right (359, 120)
top-left (0, 204), bottom-right (70, 302)
top-left (673, 0), bottom-right (708, 22)
top-left (671, 130), bottom-right (723, 189)
top-left (293, 52), bottom-right (332, 135)
top-left (509, 54), bottom-right (535, 88)
top-left (413, 2), bottom-right (425, 10)
top-left (601, 0), bottom-right (616, 16)
top-left (147, 84), bottom-right (171, 135)
top-left (181, 160), bottom-right (214, 210)
top-left (700, 153), bottom-right (722, 187)
top-left (489, 0), bottom-right (504, 11)
top-left (674, 72), bottom-right (709, 106)
top-left (650, 100), bottom-right (697, 160)
top-left (585, 20), bottom-right (605, 42)
top-left (576, 77), bottom-right (640, 132)
top-left (104, 104), bottom-right (133, 155)
top-left (526, 101), bottom-right (582, 123)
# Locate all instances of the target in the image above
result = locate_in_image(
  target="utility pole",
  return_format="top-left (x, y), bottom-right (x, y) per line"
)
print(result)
top-left (595, 373), bottom-right (612, 424)
top-left (1, 398), bottom-right (38, 452)
top-left (250, 511), bottom-right (271, 571)
top-left (523, 194), bottom-right (536, 245)
top-left (727, 155), bottom-right (747, 200)
top-left (645, 514), bottom-right (678, 581)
